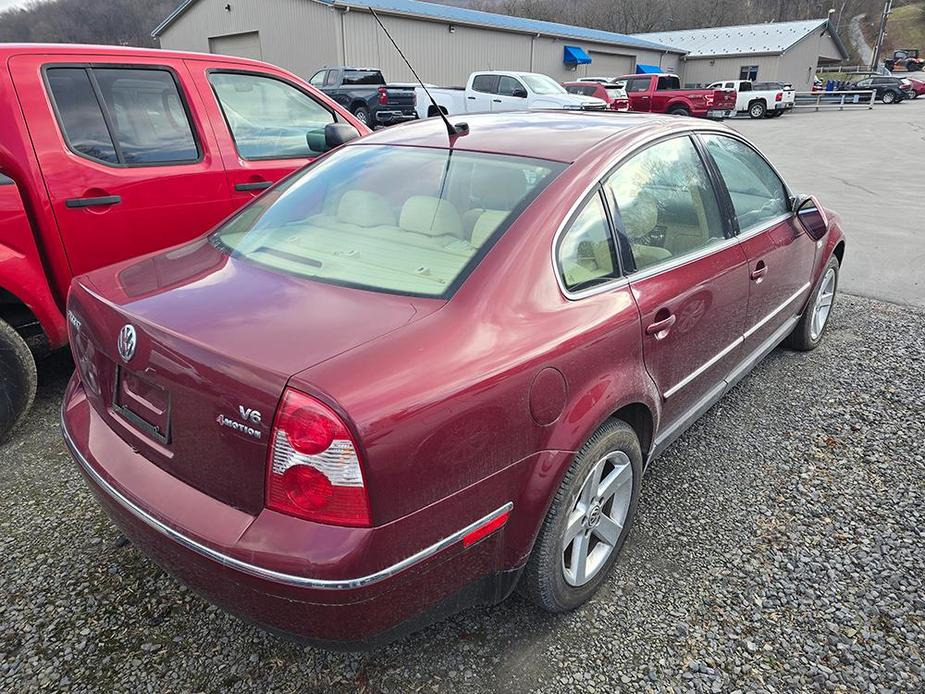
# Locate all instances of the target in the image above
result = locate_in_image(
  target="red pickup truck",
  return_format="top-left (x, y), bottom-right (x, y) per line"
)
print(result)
top-left (620, 73), bottom-right (737, 119)
top-left (0, 43), bottom-right (366, 440)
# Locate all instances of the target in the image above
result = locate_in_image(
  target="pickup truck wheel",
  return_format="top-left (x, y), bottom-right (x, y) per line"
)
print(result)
top-left (668, 106), bottom-right (689, 117)
top-left (0, 319), bottom-right (37, 443)
top-left (748, 101), bottom-right (766, 118)
top-left (351, 105), bottom-right (370, 125)
top-left (519, 418), bottom-right (642, 612)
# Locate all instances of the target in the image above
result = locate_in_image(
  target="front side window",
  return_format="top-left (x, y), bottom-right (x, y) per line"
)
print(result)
top-left (739, 65), bottom-right (759, 81)
top-left (471, 74), bottom-right (499, 94)
top-left (605, 136), bottom-right (725, 272)
top-left (625, 78), bottom-right (651, 93)
top-left (556, 192), bottom-right (619, 292)
top-left (701, 135), bottom-right (789, 232)
top-left (212, 145), bottom-right (565, 297)
top-left (210, 72), bottom-right (335, 159)
top-left (497, 76), bottom-right (525, 96)
top-left (521, 74), bottom-right (566, 95)
top-left (309, 70), bottom-right (326, 87)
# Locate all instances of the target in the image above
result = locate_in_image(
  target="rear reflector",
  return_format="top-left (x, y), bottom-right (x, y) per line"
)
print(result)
top-left (462, 510), bottom-right (510, 547)
top-left (266, 388), bottom-right (371, 527)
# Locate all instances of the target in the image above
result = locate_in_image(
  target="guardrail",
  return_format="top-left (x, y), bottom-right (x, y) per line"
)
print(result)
top-left (793, 90), bottom-right (876, 111)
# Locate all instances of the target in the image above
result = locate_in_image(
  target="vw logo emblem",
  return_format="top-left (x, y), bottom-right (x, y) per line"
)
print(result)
top-left (117, 324), bottom-right (137, 363)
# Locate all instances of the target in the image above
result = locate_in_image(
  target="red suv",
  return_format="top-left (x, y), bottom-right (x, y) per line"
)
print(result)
top-left (62, 112), bottom-right (845, 647)
top-left (0, 44), bottom-right (366, 440)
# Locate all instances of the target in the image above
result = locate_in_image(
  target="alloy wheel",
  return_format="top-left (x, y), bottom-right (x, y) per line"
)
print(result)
top-left (810, 267), bottom-right (837, 341)
top-left (561, 451), bottom-right (633, 586)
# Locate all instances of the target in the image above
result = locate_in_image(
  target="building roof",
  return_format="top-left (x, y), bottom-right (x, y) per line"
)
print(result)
top-left (152, 0), bottom-right (683, 53)
top-left (634, 18), bottom-right (848, 59)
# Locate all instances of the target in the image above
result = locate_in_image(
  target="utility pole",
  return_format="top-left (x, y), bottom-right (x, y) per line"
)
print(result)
top-left (870, 0), bottom-right (893, 72)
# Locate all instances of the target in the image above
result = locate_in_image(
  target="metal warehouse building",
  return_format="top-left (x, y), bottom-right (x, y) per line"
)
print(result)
top-left (635, 19), bottom-right (849, 91)
top-left (152, 0), bottom-right (684, 85)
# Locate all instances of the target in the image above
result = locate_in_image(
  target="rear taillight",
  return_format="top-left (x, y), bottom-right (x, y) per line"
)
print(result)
top-left (266, 388), bottom-right (371, 527)
top-left (377, 86), bottom-right (388, 105)
top-left (775, 92), bottom-right (783, 101)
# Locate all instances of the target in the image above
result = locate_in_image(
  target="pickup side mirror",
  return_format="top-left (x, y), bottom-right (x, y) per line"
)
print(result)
top-left (306, 122), bottom-right (361, 152)
top-left (792, 194), bottom-right (829, 240)
top-left (512, 88), bottom-right (528, 98)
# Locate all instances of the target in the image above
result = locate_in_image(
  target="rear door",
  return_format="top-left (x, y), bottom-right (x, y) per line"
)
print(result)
top-left (624, 77), bottom-right (652, 111)
top-left (604, 134), bottom-right (749, 431)
top-left (10, 54), bottom-right (229, 277)
top-left (184, 61), bottom-right (339, 205)
top-left (468, 74), bottom-right (498, 112)
top-left (699, 134), bottom-right (815, 355)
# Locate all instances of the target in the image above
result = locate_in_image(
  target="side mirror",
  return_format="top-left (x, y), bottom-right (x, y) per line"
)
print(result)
top-left (306, 123), bottom-right (361, 153)
top-left (512, 88), bottom-right (528, 98)
top-left (793, 194), bottom-right (829, 240)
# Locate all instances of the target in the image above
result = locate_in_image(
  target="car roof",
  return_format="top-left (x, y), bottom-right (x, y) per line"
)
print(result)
top-left (350, 110), bottom-right (713, 163)
top-left (0, 43), bottom-right (274, 71)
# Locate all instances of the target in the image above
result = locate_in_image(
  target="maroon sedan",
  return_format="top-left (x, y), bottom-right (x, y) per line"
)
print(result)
top-left (62, 111), bottom-right (845, 647)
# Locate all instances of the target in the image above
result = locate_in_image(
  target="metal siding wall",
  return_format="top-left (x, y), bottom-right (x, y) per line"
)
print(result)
top-left (158, 0), bottom-right (341, 81)
top-left (679, 56), bottom-right (782, 87)
top-left (780, 31), bottom-right (834, 90)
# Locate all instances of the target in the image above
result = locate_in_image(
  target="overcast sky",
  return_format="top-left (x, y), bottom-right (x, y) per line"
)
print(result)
top-left (0, 0), bottom-right (29, 10)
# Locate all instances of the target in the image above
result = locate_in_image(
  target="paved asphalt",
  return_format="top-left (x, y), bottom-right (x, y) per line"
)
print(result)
top-left (731, 95), bottom-right (925, 308)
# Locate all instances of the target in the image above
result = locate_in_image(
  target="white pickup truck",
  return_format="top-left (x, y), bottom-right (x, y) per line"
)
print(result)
top-left (410, 71), bottom-right (607, 119)
top-left (707, 79), bottom-right (794, 118)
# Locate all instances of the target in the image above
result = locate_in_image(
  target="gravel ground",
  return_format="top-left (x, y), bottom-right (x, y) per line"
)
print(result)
top-left (1, 293), bottom-right (923, 692)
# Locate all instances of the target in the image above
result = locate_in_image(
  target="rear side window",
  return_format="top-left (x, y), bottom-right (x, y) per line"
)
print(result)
top-left (472, 74), bottom-right (499, 93)
top-left (701, 135), bottom-right (789, 232)
top-left (209, 72), bottom-right (336, 160)
top-left (45, 66), bottom-right (198, 166)
top-left (656, 76), bottom-right (680, 90)
top-left (556, 192), bottom-right (619, 292)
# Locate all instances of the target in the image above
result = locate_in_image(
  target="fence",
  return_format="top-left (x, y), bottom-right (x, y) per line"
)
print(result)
top-left (793, 90), bottom-right (877, 111)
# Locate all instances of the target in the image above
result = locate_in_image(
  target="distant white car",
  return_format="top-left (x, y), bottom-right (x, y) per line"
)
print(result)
top-left (413, 71), bottom-right (607, 118)
top-left (707, 79), bottom-right (793, 118)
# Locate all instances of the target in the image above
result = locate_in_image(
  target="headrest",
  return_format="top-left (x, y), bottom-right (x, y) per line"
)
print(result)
top-left (618, 191), bottom-right (658, 240)
top-left (336, 190), bottom-right (396, 228)
top-left (471, 167), bottom-right (528, 210)
top-left (399, 196), bottom-right (463, 238)
top-left (470, 210), bottom-right (509, 247)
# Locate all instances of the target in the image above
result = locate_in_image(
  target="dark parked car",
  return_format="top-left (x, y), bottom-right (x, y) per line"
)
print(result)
top-left (845, 76), bottom-right (907, 103)
top-left (62, 111), bottom-right (845, 647)
top-left (309, 66), bottom-right (417, 126)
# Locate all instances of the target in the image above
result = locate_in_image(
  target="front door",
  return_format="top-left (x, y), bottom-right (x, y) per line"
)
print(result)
top-left (492, 75), bottom-right (527, 112)
top-left (11, 55), bottom-right (229, 277)
top-left (603, 135), bottom-right (749, 430)
top-left (185, 63), bottom-right (338, 207)
top-left (699, 134), bottom-right (816, 354)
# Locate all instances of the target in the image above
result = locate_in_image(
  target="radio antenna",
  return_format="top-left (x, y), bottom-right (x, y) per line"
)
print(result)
top-left (368, 6), bottom-right (467, 139)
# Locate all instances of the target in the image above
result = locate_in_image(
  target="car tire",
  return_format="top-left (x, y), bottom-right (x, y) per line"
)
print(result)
top-left (668, 106), bottom-right (690, 117)
top-left (352, 105), bottom-right (370, 125)
top-left (748, 101), bottom-right (766, 118)
top-left (882, 91), bottom-right (896, 104)
top-left (785, 255), bottom-right (839, 352)
top-left (519, 418), bottom-right (642, 613)
top-left (0, 318), bottom-right (37, 443)
top-left (906, 90), bottom-right (917, 100)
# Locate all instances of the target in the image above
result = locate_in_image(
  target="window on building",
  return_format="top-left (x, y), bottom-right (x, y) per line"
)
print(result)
top-left (739, 65), bottom-right (759, 81)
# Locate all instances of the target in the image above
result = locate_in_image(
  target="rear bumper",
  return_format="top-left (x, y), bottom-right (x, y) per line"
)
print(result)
top-left (706, 108), bottom-right (736, 119)
top-left (61, 376), bottom-right (516, 646)
top-left (375, 109), bottom-right (418, 124)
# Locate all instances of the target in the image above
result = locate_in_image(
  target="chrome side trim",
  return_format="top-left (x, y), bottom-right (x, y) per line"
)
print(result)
top-left (743, 282), bottom-right (811, 339)
top-left (61, 413), bottom-right (513, 591)
top-left (663, 336), bottom-right (743, 399)
top-left (735, 212), bottom-right (795, 242)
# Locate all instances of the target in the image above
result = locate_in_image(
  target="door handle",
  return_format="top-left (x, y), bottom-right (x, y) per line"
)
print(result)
top-left (645, 314), bottom-right (676, 339)
top-left (493, 99), bottom-right (502, 103)
top-left (234, 181), bottom-right (272, 192)
top-left (65, 195), bottom-right (121, 208)
top-left (750, 261), bottom-right (768, 281)
top-left (467, 96), bottom-right (476, 100)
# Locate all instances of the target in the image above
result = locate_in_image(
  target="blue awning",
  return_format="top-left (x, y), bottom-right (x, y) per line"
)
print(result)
top-left (563, 45), bottom-right (592, 65)
top-left (635, 63), bottom-right (662, 74)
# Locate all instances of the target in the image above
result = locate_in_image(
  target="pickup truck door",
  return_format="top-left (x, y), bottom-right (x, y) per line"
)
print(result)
top-left (467, 74), bottom-right (498, 113)
top-left (184, 61), bottom-right (336, 207)
top-left (492, 75), bottom-right (528, 112)
top-left (624, 77), bottom-right (652, 112)
top-left (9, 54), bottom-right (230, 277)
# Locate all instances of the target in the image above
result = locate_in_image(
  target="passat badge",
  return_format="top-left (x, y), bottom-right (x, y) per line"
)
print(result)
top-left (117, 324), bottom-right (137, 362)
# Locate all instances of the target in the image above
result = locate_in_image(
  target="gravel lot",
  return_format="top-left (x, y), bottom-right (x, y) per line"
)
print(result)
top-left (2, 292), bottom-right (923, 692)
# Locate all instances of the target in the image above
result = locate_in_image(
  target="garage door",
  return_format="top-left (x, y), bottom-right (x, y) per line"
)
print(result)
top-left (208, 32), bottom-right (262, 60)
top-left (583, 52), bottom-right (635, 79)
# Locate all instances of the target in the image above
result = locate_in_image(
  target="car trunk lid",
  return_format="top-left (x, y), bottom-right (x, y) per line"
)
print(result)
top-left (68, 239), bottom-right (439, 515)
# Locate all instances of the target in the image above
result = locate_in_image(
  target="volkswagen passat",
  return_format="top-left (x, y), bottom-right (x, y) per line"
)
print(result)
top-left (62, 112), bottom-right (845, 647)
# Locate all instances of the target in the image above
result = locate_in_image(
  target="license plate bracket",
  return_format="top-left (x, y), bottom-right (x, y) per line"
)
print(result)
top-left (113, 366), bottom-right (172, 444)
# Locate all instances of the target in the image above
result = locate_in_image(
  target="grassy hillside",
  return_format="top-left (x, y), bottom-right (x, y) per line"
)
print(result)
top-left (884, 2), bottom-right (925, 52)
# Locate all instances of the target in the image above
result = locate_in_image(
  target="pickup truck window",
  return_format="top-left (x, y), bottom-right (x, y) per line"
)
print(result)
top-left (0, 173), bottom-right (12, 185)
top-left (625, 78), bottom-right (651, 93)
top-left (45, 67), bottom-right (200, 166)
top-left (497, 76), bottom-right (525, 96)
top-left (309, 70), bottom-right (326, 87)
top-left (656, 76), bottom-right (681, 90)
top-left (342, 70), bottom-right (386, 86)
top-left (605, 136), bottom-right (725, 273)
top-left (472, 74), bottom-right (499, 94)
top-left (211, 145), bottom-right (565, 298)
top-left (210, 72), bottom-right (335, 160)
top-left (701, 135), bottom-right (789, 233)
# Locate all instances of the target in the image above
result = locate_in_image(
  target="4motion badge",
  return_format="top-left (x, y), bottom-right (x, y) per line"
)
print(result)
top-left (216, 405), bottom-right (263, 440)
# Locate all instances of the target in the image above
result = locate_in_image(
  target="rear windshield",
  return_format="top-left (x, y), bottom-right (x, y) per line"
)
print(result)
top-left (343, 70), bottom-right (385, 85)
top-left (565, 85), bottom-right (597, 96)
top-left (211, 145), bottom-right (566, 298)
